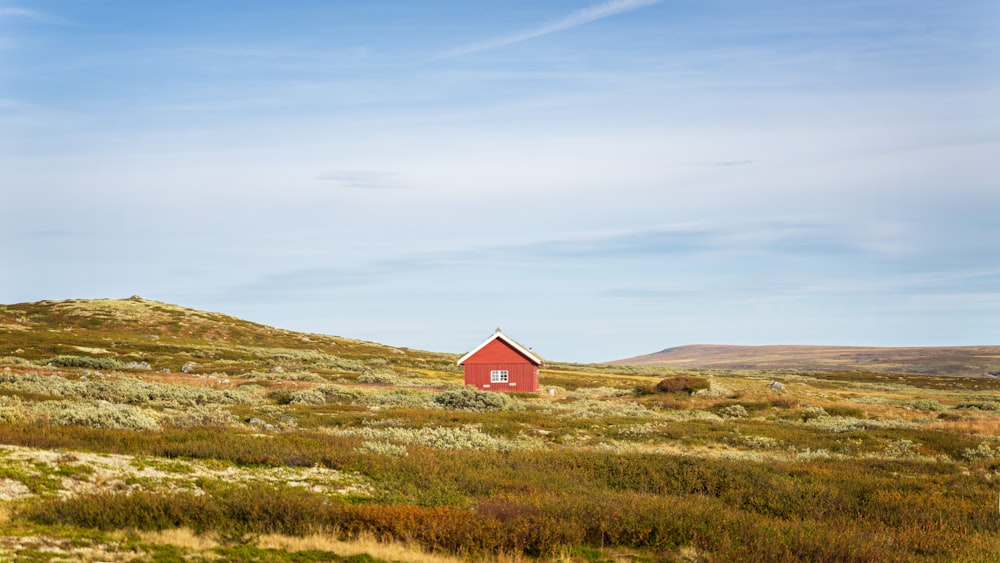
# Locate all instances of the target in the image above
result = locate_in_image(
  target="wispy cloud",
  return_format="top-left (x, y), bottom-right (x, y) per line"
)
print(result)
top-left (0, 7), bottom-right (66, 24)
top-left (693, 160), bottom-right (754, 167)
top-left (0, 7), bottom-right (38, 18)
top-left (316, 170), bottom-right (401, 190)
top-left (442, 0), bottom-right (663, 58)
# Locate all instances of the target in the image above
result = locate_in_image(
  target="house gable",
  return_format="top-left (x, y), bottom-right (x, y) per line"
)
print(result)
top-left (457, 330), bottom-right (542, 366)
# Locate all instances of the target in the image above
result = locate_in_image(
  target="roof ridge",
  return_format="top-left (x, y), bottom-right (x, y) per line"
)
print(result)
top-left (457, 329), bottom-right (543, 366)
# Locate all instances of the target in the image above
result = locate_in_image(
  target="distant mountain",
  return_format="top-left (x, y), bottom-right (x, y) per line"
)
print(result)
top-left (611, 344), bottom-right (1000, 377)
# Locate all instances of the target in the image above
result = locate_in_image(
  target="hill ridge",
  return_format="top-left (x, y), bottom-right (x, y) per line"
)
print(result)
top-left (613, 343), bottom-right (1000, 377)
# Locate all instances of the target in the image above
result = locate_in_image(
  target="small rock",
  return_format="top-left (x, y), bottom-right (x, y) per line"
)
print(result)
top-left (124, 361), bottom-right (152, 371)
top-left (270, 366), bottom-right (285, 373)
top-left (181, 361), bottom-right (198, 373)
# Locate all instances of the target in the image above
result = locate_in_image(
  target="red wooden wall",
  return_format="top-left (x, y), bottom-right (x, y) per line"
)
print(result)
top-left (463, 339), bottom-right (539, 392)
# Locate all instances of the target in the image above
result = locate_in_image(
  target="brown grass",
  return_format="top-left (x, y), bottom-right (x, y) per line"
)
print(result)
top-left (135, 528), bottom-right (464, 562)
top-left (259, 532), bottom-right (463, 563)
top-left (928, 418), bottom-right (1000, 436)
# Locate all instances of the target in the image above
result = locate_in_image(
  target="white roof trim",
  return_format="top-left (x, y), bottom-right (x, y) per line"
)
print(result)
top-left (457, 330), bottom-right (542, 366)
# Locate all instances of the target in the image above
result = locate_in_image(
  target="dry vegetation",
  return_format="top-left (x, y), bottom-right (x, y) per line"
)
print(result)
top-left (2, 297), bottom-right (1000, 561)
top-left (616, 344), bottom-right (1000, 377)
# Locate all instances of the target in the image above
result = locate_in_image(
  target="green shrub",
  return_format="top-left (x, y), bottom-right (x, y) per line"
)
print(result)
top-left (434, 387), bottom-right (514, 412)
top-left (800, 406), bottom-right (828, 421)
top-left (823, 405), bottom-right (866, 418)
top-left (717, 405), bottom-right (748, 419)
top-left (165, 405), bottom-right (238, 428)
top-left (45, 356), bottom-right (124, 370)
top-left (313, 384), bottom-right (366, 403)
top-left (963, 443), bottom-right (1000, 461)
top-left (906, 399), bottom-right (945, 411)
top-left (287, 389), bottom-right (326, 405)
top-left (356, 370), bottom-right (401, 385)
top-left (0, 372), bottom-right (249, 408)
top-left (367, 389), bottom-right (436, 410)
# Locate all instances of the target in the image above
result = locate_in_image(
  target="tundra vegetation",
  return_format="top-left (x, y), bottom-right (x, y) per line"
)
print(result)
top-left (1, 298), bottom-right (1000, 561)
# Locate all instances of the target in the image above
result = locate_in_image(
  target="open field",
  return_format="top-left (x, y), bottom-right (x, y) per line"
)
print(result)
top-left (613, 344), bottom-right (1000, 377)
top-left (2, 298), bottom-right (1000, 561)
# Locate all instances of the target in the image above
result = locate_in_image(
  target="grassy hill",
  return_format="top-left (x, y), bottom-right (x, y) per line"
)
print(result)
top-left (613, 343), bottom-right (1000, 377)
top-left (2, 298), bottom-right (1000, 561)
top-left (0, 295), bottom-right (459, 376)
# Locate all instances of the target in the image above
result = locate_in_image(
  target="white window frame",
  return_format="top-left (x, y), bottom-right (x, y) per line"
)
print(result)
top-left (490, 369), bottom-right (509, 383)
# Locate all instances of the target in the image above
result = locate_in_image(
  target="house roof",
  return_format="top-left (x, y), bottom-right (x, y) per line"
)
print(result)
top-left (457, 329), bottom-right (543, 366)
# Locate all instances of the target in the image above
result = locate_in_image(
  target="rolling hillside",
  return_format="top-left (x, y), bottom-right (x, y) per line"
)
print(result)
top-left (3, 298), bottom-right (1000, 560)
top-left (0, 295), bottom-right (460, 377)
top-left (613, 344), bottom-right (1000, 377)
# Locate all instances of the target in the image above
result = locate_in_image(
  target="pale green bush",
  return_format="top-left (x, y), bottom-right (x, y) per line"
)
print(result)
top-left (243, 370), bottom-right (327, 382)
top-left (287, 389), bottom-right (326, 405)
top-left (355, 441), bottom-right (408, 457)
top-left (801, 406), bottom-right (828, 420)
top-left (333, 425), bottom-right (542, 452)
top-left (356, 369), bottom-right (402, 385)
top-left (718, 405), bottom-right (749, 419)
top-left (883, 439), bottom-right (920, 459)
top-left (905, 399), bottom-right (945, 411)
top-left (313, 384), bottom-right (366, 403)
top-left (570, 386), bottom-right (632, 399)
top-left (434, 387), bottom-right (514, 412)
top-left (542, 399), bottom-right (652, 419)
top-left (617, 422), bottom-right (667, 437)
top-left (779, 415), bottom-right (920, 433)
top-left (163, 405), bottom-right (238, 428)
top-left (0, 396), bottom-right (159, 430)
top-left (0, 372), bottom-right (251, 407)
top-left (963, 443), bottom-right (1000, 461)
top-left (367, 389), bottom-right (438, 410)
top-left (0, 396), bottom-right (30, 425)
top-left (737, 435), bottom-right (781, 450)
top-left (848, 396), bottom-right (888, 404)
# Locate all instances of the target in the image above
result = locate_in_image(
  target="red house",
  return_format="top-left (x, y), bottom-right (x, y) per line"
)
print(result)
top-left (457, 329), bottom-right (543, 392)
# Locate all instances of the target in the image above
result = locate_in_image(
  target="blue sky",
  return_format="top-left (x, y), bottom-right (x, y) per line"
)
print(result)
top-left (2, 1), bottom-right (998, 362)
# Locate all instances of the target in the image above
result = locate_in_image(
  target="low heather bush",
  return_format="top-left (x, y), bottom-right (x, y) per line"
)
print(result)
top-left (654, 376), bottom-right (711, 395)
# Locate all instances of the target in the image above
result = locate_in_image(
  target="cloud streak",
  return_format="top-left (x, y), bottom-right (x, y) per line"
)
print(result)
top-left (443, 0), bottom-right (662, 57)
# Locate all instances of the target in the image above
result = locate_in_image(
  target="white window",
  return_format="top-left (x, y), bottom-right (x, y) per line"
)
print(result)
top-left (490, 369), bottom-right (509, 383)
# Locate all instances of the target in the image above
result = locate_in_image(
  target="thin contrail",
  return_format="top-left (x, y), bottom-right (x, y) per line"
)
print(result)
top-left (441, 0), bottom-right (663, 58)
